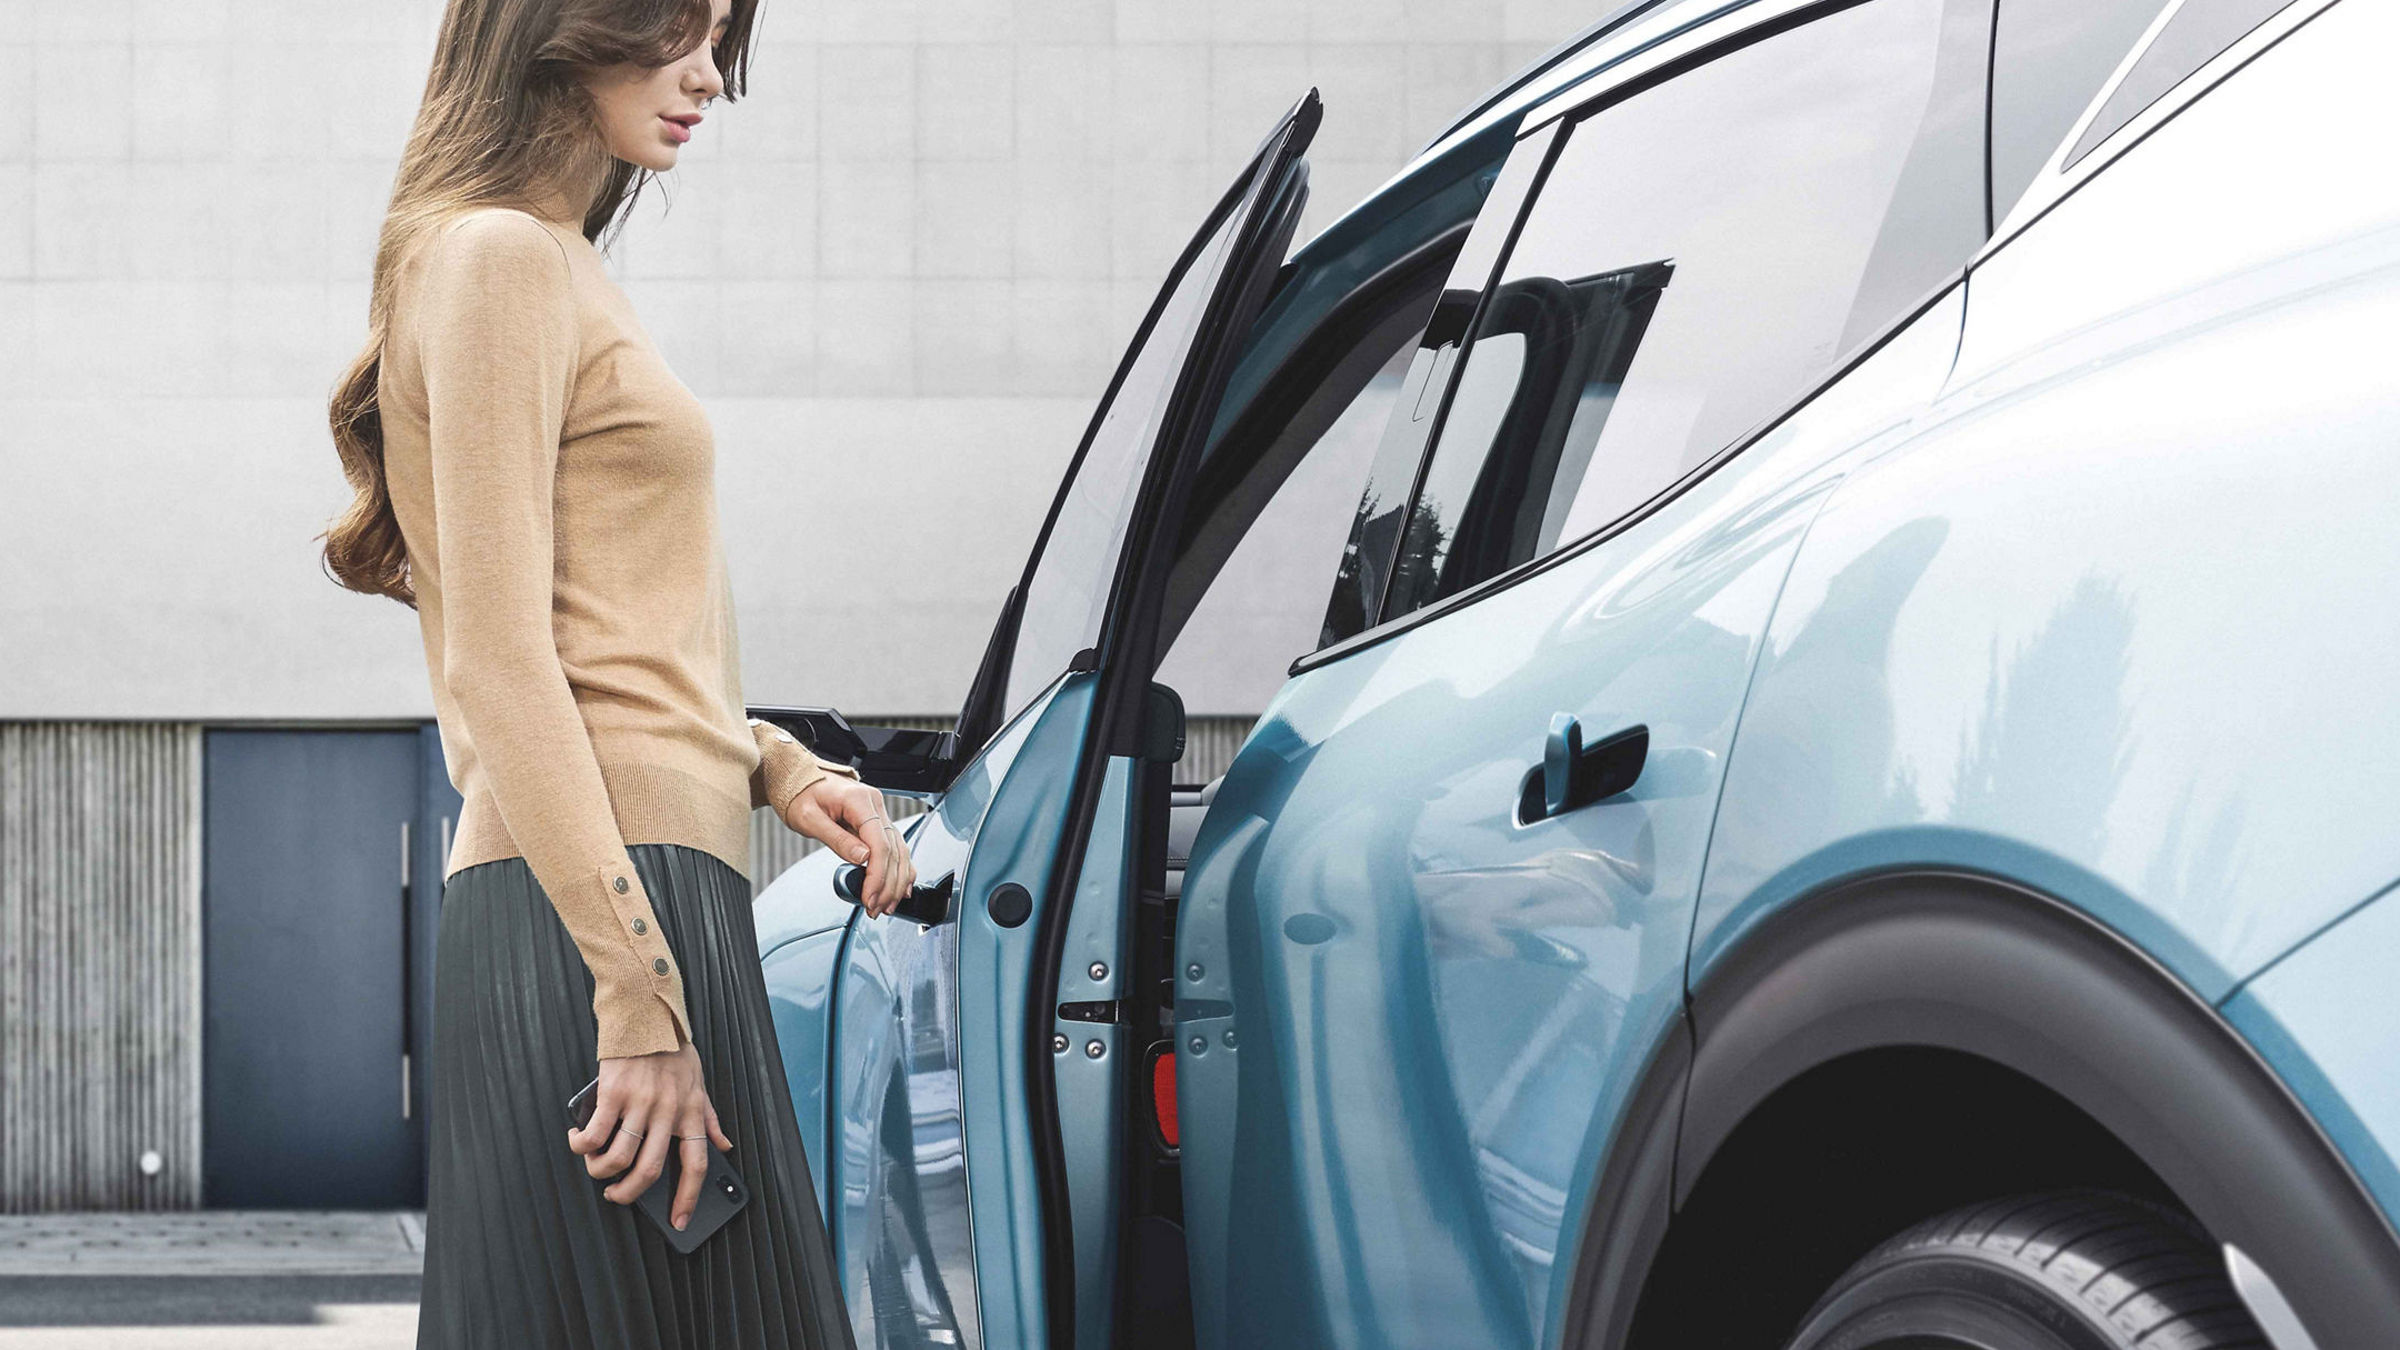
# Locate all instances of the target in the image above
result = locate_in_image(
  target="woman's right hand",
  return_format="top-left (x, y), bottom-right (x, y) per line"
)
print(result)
top-left (567, 1041), bottom-right (734, 1231)
top-left (782, 773), bottom-right (918, 917)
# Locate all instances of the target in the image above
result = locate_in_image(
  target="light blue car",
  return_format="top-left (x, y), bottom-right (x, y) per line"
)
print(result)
top-left (748, 1), bottom-right (2400, 1346)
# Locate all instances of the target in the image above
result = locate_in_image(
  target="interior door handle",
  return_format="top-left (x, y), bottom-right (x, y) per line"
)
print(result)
top-left (1519, 715), bottom-right (1648, 825)
top-left (834, 865), bottom-right (956, 926)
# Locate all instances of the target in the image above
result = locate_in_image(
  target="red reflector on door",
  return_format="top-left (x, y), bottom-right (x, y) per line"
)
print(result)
top-left (1153, 1049), bottom-right (1180, 1149)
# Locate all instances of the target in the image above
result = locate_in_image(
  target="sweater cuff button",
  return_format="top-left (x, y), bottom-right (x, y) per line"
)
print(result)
top-left (632, 918), bottom-right (647, 935)
top-left (652, 958), bottom-right (670, 976)
top-left (613, 876), bottom-right (628, 894)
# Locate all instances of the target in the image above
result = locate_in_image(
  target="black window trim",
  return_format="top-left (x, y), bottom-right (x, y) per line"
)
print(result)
top-left (1296, 0), bottom-right (1973, 676)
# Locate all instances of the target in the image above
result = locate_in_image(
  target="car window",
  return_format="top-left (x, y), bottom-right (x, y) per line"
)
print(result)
top-left (2062, 0), bottom-right (2297, 169)
top-left (1990, 0), bottom-right (2172, 223)
top-left (1317, 125), bottom-right (1562, 649)
top-left (1001, 188), bottom-right (1252, 719)
top-left (1381, 0), bottom-right (1991, 620)
top-left (1153, 330), bottom-right (1424, 731)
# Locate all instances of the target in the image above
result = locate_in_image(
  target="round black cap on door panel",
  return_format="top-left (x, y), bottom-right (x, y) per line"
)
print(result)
top-left (987, 883), bottom-right (1033, 928)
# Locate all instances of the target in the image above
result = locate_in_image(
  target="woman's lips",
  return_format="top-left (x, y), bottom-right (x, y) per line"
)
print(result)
top-left (661, 115), bottom-right (696, 144)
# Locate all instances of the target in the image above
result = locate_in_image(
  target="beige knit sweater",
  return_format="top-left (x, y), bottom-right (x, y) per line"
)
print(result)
top-left (379, 204), bottom-right (856, 1060)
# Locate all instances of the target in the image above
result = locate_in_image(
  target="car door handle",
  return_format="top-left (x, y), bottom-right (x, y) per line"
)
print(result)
top-left (833, 865), bottom-right (956, 926)
top-left (1518, 715), bottom-right (1648, 825)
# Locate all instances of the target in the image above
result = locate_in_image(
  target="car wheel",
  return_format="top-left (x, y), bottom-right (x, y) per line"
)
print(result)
top-left (1782, 1189), bottom-right (2270, 1350)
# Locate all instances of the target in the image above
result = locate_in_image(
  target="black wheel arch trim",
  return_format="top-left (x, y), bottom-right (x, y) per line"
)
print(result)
top-left (1557, 869), bottom-right (2400, 1349)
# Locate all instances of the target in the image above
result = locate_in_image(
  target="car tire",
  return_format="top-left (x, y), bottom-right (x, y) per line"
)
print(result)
top-left (1782, 1189), bottom-right (2270, 1350)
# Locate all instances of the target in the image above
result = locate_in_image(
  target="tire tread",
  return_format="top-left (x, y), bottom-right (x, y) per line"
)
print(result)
top-left (1791, 1189), bottom-right (2271, 1350)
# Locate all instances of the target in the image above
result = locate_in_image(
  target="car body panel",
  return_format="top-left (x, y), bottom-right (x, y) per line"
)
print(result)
top-left (2222, 876), bottom-right (2400, 1234)
top-left (1983, 0), bottom-right (2340, 254)
top-left (824, 745), bottom-right (996, 1349)
top-left (761, 922), bottom-right (844, 1224)
top-left (950, 675), bottom-right (1086, 1350)
top-left (755, 839), bottom-right (869, 1223)
top-left (806, 674), bottom-right (1088, 1350)
top-left (1174, 279), bottom-right (1969, 1350)
top-left (755, 843), bottom-right (869, 955)
top-left (1691, 0), bottom-right (2400, 1004)
top-left (1052, 757), bottom-right (1135, 1350)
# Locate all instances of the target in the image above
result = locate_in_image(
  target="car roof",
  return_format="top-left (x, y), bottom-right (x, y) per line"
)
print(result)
top-left (1414, 0), bottom-right (1692, 155)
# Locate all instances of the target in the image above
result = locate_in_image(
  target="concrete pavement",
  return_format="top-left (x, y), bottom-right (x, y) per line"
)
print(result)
top-left (0, 1212), bottom-right (422, 1349)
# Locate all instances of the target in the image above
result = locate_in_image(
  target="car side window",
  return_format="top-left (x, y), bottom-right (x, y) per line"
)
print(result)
top-left (1002, 187), bottom-right (1252, 719)
top-left (2061, 0), bottom-right (2297, 169)
top-left (1989, 0), bottom-right (2172, 223)
top-left (1380, 0), bottom-right (1992, 620)
top-left (1147, 230), bottom-right (1453, 736)
top-left (1316, 129), bottom-right (1561, 649)
top-left (1151, 331), bottom-right (1425, 738)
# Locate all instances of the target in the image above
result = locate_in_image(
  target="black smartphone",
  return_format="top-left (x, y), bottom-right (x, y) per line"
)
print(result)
top-left (567, 1074), bottom-right (748, 1255)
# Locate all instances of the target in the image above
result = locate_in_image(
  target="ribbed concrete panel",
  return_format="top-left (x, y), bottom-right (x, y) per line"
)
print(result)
top-left (1176, 716), bottom-right (1259, 789)
top-left (746, 714), bottom-right (1257, 893)
top-left (0, 723), bottom-right (203, 1212)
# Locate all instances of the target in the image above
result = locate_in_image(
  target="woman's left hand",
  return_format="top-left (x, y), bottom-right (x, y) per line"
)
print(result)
top-left (782, 774), bottom-right (918, 918)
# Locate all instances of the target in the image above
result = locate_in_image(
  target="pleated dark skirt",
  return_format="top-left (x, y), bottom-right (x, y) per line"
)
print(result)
top-left (417, 842), bottom-right (857, 1350)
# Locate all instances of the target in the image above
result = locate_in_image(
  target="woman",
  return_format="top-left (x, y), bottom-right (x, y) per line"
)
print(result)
top-left (318, 0), bottom-right (910, 1344)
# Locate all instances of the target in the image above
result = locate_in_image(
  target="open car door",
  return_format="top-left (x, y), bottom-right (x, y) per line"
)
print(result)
top-left (758, 93), bottom-right (1320, 1350)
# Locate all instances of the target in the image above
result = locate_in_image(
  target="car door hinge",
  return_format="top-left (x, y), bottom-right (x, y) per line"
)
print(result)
top-left (1056, 1000), bottom-right (1124, 1024)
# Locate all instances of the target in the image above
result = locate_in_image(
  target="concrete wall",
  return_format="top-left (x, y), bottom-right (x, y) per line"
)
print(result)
top-left (0, 0), bottom-right (1601, 719)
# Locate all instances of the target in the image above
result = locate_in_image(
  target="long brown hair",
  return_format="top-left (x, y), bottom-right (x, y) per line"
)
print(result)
top-left (319, 0), bottom-right (759, 605)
